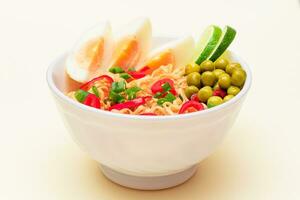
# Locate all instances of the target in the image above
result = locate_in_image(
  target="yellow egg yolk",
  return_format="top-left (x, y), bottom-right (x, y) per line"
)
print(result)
top-left (76, 38), bottom-right (104, 71)
top-left (111, 38), bottom-right (140, 71)
top-left (146, 50), bottom-right (175, 73)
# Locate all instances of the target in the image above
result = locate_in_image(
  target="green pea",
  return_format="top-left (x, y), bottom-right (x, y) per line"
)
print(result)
top-left (236, 68), bottom-right (246, 76)
top-left (227, 86), bottom-right (240, 96)
top-left (207, 96), bottom-right (223, 108)
top-left (201, 71), bottom-right (216, 86)
top-left (187, 72), bottom-right (201, 87)
top-left (197, 86), bottom-right (213, 103)
top-left (213, 69), bottom-right (225, 79)
top-left (200, 60), bottom-right (215, 72)
top-left (185, 63), bottom-right (200, 74)
top-left (218, 73), bottom-right (231, 89)
top-left (225, 63), bottom-right (241, 75)
top-left (184, 86), bottom-right (199, 99)
top-left (223, 94), bottom-right (234, 102)
top-left (214, 58), bottom-right (228, 70)
top-left (231, 69), bottom-right (246, 87)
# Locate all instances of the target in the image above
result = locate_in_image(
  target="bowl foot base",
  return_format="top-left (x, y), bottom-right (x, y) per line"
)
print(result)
top-left (100, 164), bottom-right (198, 190)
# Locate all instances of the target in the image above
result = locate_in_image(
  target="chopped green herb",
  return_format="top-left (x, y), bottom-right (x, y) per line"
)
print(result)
top-left (128, 67), bottom-right (136, 72)
top-left (109, 66), bottom-right (124, 74)
top-left (165, 93), bottom-right (176, 101)
top-left (157, 98), bottom-right (166, 105)
top-left (91, 86), bottom-right (100, 97)
top-left (74, 89), bottom-right (89, 102)
top-left (162, 82), bottom-right (171, 92)
top-left (154, 92), bottom-right (163, 98)
top-left (111, 81), bottom-right (126, 93)
top-left (109, 90), bottom-right (125, 103)
top-left (157, 93), bottom-right (176, 106)
top-left (128, 93), bottom-right (135, 100)
top-left (120, 73), bottom-right (132, 80)
top-left (125, 86), bottom-right (141, 100)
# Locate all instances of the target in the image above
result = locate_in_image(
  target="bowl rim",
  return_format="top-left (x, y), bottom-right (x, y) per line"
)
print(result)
top-left (46, 38), bottom-right (252, 121)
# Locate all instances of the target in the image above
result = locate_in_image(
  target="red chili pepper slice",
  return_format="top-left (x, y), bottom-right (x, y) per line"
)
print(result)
top-left (139, 66), bottom-right (151, 73)
top-left (140, 112), bottom-right (157, 116)
top-left (126, 66), bottom-right (151, 81)
top-left (190, 94), bottom-right (200, 102)
top-left (151, 78), bottom-right (177, 96)
top-left (109, 97), bottom-right (151, 111)
top-left (179, 100), bottom-right (204, 114)
top-left (127, 71), bottom-right (147, 79)
top-left (213, 89), bottom-right (227, 98)
top-left (83, 93), bottom-right (101, 109)
top-left (143, 95), bottom-right (152, 102)
top-left (80, 75), bottom-right (113, 91)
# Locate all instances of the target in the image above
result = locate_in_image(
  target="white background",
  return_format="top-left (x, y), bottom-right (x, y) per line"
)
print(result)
top-left (0, 0), bottom-right (300, 199)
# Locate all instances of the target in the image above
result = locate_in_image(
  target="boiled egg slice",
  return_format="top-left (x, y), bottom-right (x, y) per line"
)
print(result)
top-left (66, 21), bottom-right (113, 83)
top-left (109, 18), bottom-right (152, 71)
top-left (138, 36), bottom-right (195, 73)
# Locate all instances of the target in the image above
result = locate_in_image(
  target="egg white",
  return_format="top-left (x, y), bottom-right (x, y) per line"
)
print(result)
top-left (109, 17), bottom-right (152, 69)
top-left (66, 21), bottom-right (113, 83)
top-left (139, 36), bottom-right (195, 70)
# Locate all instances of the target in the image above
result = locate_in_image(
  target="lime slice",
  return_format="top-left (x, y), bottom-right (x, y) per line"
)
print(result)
top-left (209, 25), bottom-right (236, 62)
top-left (194, 25), bottom-right (222, 65)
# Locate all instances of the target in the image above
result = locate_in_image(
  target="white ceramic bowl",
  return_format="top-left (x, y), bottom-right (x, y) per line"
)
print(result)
top-left (47, 36), bottom-right (251, 190)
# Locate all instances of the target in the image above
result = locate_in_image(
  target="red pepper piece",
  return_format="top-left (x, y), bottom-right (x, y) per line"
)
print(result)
top-left (80, 75), bottom-right (113, 91)
top-left (151, 78), bottom-right (177, 96)
top-left (139, 66), bottom-right (151, 73)
top-left (143, 96), bottom-right (152, 102)
top-left (83, 93), bottom-right (101, 109)
top-left (140, 112), bottom-right (157, 116)
top-left (126, 66), bottom-right (150, 81)
top-left (109, 97), bottom-right (150, 111)
top-left (213, 89), bottom-right (227, 98)
top-left (190, 94), bottom-right (200, 102)
top-left (179, 100), bottom-right (204, 114)
top-left (127, 71), bottom-right (147, 79)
